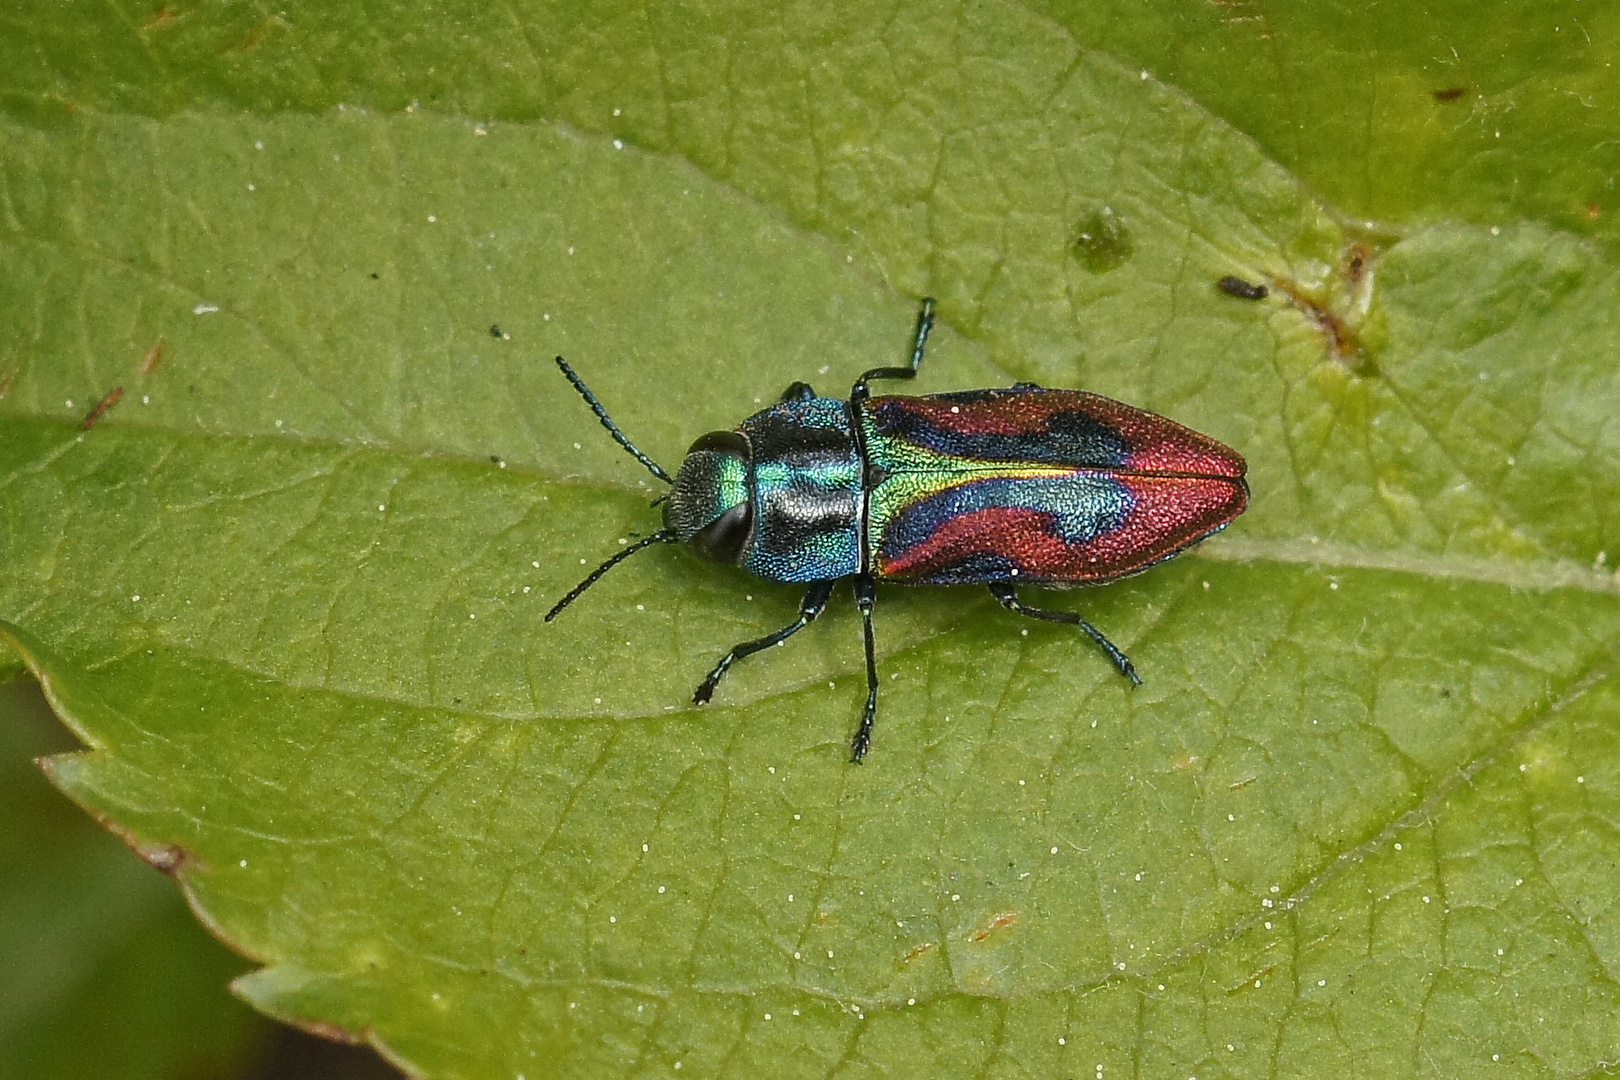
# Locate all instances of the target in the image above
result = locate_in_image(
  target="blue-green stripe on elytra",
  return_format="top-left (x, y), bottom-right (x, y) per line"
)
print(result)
top-left (878, 472), bottom-right (1134, 559)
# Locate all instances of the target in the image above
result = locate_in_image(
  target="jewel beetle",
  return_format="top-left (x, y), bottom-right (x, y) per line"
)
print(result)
top-left (547, 298), bottom-right (1249, 761)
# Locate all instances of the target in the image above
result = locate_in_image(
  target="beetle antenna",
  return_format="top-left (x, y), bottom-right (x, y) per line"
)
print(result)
top-left (545, 529), bottom-right (678, 621)
top-left (554, 357), bottom-right (674, 485)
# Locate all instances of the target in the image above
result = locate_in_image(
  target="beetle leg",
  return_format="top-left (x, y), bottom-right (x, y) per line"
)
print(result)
top-left (850, 575), bottom-right (880, 762)
top-left (1011, 381), bottom-right (1042, 390)
top-left (852, 297), bottom-right (935, 401)
top-left (780, 381), bottom-right (817, 402)
top-left (692, 579), bottom-right (837, 705)
top-left (988, 581), bottom-right (1141, 685)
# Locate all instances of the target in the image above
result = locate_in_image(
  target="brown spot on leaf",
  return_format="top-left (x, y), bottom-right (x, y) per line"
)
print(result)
top-left (236, 14), bottom-right (288, 51)
top-left (81, 385), bottom-right (125, 429)
top-left (969, 911), bottom-right (1020, 942)
top-left (0, 370), bottom-right (14, 402)
top-left (140, 338), bottom-right (166, 376)
top-left (1344, 242), bottom-right (1372, 287)
top-left (79, 806), bottom-right (195, 876)
top-left (1588, 203), bottom-right (1602, 221)
top-left (137, 842), bottom-right (188, 874)
top-left (1270, 278), bottom-right (1365, 368)
top-left (31, 762), bottom-right (197, 877)
top-left (142, 3), bottom-right (177, 31)
top-left (1432, 87), bottom-right (1468, 103)
top-left (902, 941), bottom-right (936, 963)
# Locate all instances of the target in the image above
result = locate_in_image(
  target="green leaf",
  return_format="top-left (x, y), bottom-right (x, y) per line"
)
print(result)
top-left (0, 676), bottom-right (268, 1080)
top-left (3, 2), bottom-right (1618, 1078)
top-left (1034, 0), bottom-right (1620, 246)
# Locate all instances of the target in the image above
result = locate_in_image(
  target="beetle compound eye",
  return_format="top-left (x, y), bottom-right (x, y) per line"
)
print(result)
top-left (666, 430), bottom-right (752, 545)
top-left (690, 501), bottom-right (753, 563)
top-left (687, 430), bottom-right (751, 458)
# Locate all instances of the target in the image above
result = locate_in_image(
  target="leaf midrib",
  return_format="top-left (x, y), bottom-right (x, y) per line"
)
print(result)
top-left (12, 413), bottom-right (1615, 598)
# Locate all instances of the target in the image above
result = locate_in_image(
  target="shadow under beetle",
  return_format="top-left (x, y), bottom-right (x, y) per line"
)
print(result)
top-left (547, 299), bottom-right (1249, 762)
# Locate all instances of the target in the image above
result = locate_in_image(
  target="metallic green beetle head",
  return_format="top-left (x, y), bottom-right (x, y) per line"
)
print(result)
top-left (663, 430), bottom-right (754, 563)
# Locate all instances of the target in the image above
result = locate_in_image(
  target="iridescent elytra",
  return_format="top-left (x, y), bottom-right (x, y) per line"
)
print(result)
top-left (547, 299), bottom-right (1249, 761)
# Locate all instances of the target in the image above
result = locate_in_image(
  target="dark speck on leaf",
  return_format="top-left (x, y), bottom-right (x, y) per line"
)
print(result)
top-left (1218, 276), bottom-right (1269, 301)
top-left (1433, 87), bottom-right (1467, 102)
top-left (370, 272), bottom-right (380, 279)
top-left (490, 324), bottom-right (504, 338)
